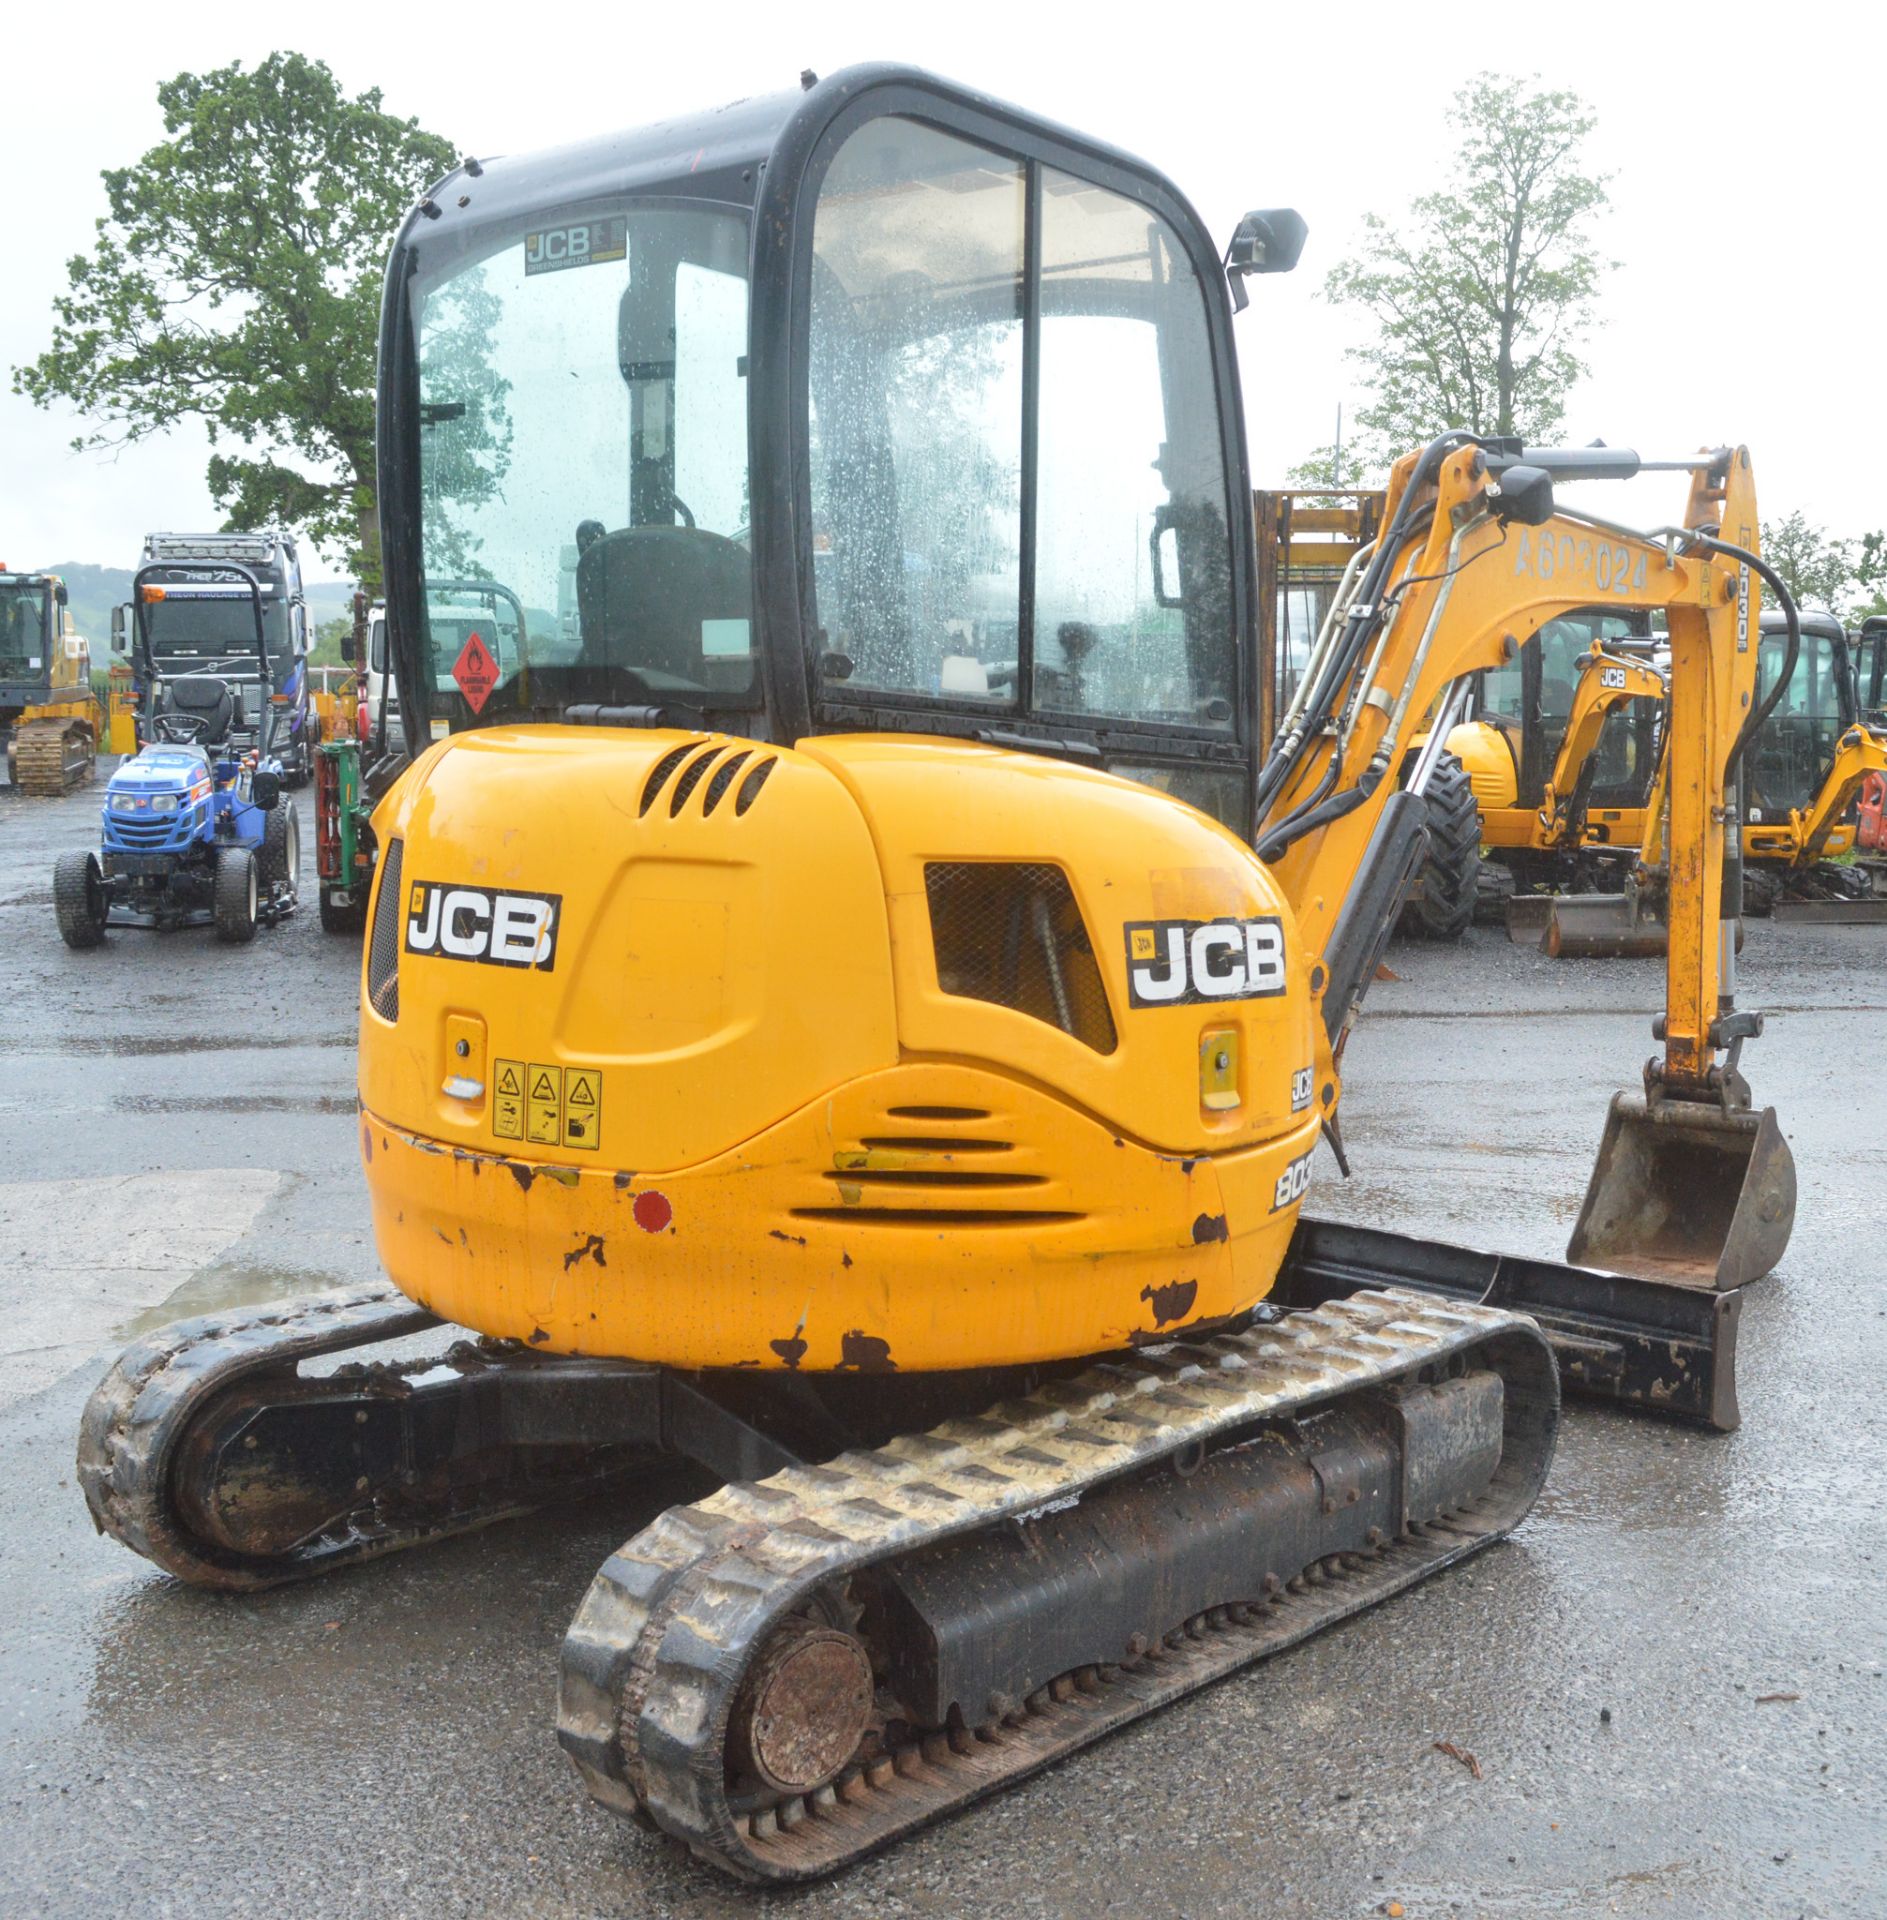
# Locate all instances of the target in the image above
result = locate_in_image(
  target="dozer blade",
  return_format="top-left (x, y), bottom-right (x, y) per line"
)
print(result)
top-left (1503, 894), bottom-right (1555, 942)
top-left (1567, 1092), bottom-right (1795, 1292)
top-left (1273, 1215), bottom-right (1743, 1430)
top-left (1771, 895), bottom-right (1887, 925)
top-left (1540, 891), bottom-right (1668, 957)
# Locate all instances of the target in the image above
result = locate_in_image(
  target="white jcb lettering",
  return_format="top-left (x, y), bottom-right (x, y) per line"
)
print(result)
top-left (406, 886), bottom-right (441, 951)
top-left (1189, 924), bottom-right (1246, 997)
top-left (403, 880), bottom-right (562, 970)
top-left (490, 894), bottom-right (551, 965)
top-left (1245, 920), bottom-right (1286, 993)
top-left (1129, 926), bottom-right (1190, 1004)
top-left (439, 888), bottom-right (491, 957)
top-left (1125, 915), bottom-right (1288, 1008)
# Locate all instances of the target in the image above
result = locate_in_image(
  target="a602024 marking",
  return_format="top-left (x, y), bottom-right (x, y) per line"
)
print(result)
top-left (1512, 529), bottom-right (1649, 598)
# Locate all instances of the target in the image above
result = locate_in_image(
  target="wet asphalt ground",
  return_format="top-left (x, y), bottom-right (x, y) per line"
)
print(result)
top-left (2, 777), bottom-right (1884, 1919)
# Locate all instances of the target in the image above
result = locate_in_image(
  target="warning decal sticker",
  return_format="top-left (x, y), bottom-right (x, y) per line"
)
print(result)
top-left (492, 1059), bottom-right (525, 1140)
top-left (562, 1068), bottom-right (602, 1152)
top-left (526, 1064), bottom-right (564, 1146)
top-left (485, 1051), bottom-right (606, 1155)
top-left (451, 631), bottom-right (500, 713)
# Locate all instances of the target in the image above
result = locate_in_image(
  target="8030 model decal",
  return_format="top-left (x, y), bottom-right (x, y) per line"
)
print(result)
top-left (1270, 1148), bottom-right (1313, 1212)
top-left (405, 882), bottom-right (561, 971)
top-left (1125, 916), bottom-right (1287, 1008)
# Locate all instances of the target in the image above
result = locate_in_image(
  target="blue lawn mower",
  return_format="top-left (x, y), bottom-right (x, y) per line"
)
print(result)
top-left (54, 564), bottom-right (300, 949)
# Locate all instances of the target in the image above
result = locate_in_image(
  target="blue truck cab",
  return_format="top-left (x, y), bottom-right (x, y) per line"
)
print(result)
top-left (126, 529), bottom-right (319, 787)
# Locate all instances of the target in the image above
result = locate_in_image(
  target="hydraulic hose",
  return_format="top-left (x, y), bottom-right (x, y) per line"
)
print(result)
top-left (1681, 533), bottom-right (1800, 789)
top-left (1254, 430), bottom-right (1485, 830)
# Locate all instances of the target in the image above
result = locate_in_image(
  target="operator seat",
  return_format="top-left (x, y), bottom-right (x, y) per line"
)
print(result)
top-left (575, 525), bottom-right (751, 691)
top-left (159, 675), bottom-right (241, 747)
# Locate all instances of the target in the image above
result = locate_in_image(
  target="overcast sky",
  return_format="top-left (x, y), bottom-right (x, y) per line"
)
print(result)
top-left (5, 0), bottom-right (1880, 583)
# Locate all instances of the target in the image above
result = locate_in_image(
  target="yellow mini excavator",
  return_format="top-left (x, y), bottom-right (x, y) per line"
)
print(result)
top-left (81, 67), bottom-right (1799, 1882)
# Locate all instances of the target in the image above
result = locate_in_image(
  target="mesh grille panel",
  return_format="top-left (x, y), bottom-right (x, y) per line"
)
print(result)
top-left (367, 836), bottom-right (403, 1022)
top-left (924, 863), bottom-right (1116, 1054)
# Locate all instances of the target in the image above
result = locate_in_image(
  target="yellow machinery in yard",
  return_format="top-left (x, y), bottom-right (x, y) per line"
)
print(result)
top-left (0, 566), bottom-right (100, 792)
top-left (1542, 605), bottom-right (1887, 950)
top-left (82, 66), bottom-right (1801, 1883)
top-left (1258, 487), bottom-right (1479, 937)
top-left (1260, 492), bottom-right (1669, 938)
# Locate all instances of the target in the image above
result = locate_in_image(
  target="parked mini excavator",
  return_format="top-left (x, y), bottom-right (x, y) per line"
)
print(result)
top-left (80, 66), bottom-right (1800, 1883)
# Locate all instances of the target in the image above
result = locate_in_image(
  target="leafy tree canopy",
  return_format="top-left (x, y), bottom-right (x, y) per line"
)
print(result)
top-left (13, 52), bottom-right (454, 587)
top-left (1322, 74), bottom-right (1611, 465)
top-left (1761, 511), bottom-right (1887, 621)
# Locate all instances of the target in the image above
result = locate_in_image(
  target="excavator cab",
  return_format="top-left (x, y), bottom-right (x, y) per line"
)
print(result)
top-left (1747, 609), bottom-right (1854, 828)
top-left (384, 81), bottom-right (1271, 842)
top-left (1858, 616), bottom-right (1887, 722)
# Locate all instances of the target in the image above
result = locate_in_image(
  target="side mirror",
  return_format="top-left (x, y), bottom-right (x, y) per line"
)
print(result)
top-left (341, 627), bottom-right (357, 664)
top-left (54, 582), bottom-right (69, 608)
top-left (1487, 464), bottom-right (1556, 527)
top-left (110, 604), bottom-right (130, 657)
top-left (1226, 208), bottom-right (1308, 310)
top-left (252, 769), bottom-right (283, 811)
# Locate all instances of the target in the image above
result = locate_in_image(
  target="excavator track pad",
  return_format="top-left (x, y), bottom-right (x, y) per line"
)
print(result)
top-left (556, 1290), bottom-right (1557, 1882)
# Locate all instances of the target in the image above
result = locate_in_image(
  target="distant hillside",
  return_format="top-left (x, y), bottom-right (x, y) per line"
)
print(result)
top-left (43, 563), bottom-right (355, 650)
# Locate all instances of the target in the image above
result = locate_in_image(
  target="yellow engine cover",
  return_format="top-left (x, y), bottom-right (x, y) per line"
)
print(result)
top-left (358, 728), bottom-right (1324, 1371)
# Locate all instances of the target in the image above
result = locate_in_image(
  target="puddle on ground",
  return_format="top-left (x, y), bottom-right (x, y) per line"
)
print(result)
top-left (120, 1263), bottom-right (348, 1338)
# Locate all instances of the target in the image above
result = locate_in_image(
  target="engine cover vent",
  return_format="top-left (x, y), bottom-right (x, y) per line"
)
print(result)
top-left (924, 862), bottom-right (1116, 1054)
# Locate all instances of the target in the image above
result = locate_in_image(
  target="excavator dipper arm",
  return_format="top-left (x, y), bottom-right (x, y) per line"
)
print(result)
top-left (1255, 441), bottom-right (1793, 1287)
top-left (1537, 646), bottom-right (1666, 846)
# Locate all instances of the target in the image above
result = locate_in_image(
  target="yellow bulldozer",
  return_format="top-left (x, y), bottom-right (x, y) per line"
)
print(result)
top-left (82, 66), bottom-right (1802, 1882)
top-left (0, 565), bottom-right (100, 793)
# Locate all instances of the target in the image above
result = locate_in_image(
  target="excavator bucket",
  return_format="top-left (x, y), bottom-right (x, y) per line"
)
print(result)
top-left (1502, 895), bottom-right (1554, 942)
top-left (1539, 893), bottom-right (1669, 957)
top-left (1568, 1092), bottom-right (1796, 1290)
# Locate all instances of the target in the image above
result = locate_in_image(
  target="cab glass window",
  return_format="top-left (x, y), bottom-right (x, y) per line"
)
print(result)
top-left (807, 119), bottom-right (1234, 734)
top-left (1034, 172), bottom-right (1232, 727)
top-left (809, 122), bottom-right (1023, 705)
top-left (412, 204), bottom-right (754, 729)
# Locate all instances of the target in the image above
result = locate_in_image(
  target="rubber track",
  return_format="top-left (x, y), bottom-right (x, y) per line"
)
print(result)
top-left (77, 1285), bottom-right (441, 1589)
top-left (557, 1288), bottom-right (1557, 1882)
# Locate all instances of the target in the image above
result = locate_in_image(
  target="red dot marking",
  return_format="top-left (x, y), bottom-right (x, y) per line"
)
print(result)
top-left (632, 1190), bottom-right (672, 1234)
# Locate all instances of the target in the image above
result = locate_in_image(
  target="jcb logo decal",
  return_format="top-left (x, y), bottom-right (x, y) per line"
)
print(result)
top-left (1125, 916), bottom-right (1287, 1008)
top-left (1599, 665), bottom-right (1628, 689)
top-left (1271, 1148), bottom-right (1313, 1213)
top-left (523, 218), bottom-right (627, 276)
top-left (405, 881), bottom-right (560, 971)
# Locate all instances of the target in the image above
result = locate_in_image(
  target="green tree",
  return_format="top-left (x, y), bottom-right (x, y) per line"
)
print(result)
top-left (1323, 74), bottom-right (1610, 456)
top-left (13, 52), bottom-right (455, 588)
top-left (1851, 530), bottom-right (1887, 623)
top-left (1762, 511), bottom-right (1856, 613)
